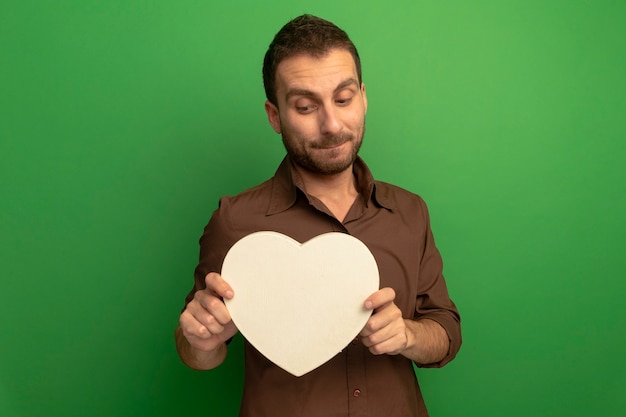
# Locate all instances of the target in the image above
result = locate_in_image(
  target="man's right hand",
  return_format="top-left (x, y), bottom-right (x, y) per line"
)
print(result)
top-left (179, 272), bottom-right (238, 354)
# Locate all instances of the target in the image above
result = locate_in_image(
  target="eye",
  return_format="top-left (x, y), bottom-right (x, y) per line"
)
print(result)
top-left (295, 100), bottom-right (318, 114)
top-left (335, 95), bottom-right (354, 106)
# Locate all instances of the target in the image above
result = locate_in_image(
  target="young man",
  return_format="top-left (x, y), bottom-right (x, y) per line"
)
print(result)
top-left (176, 14), bottom-right (461, 417)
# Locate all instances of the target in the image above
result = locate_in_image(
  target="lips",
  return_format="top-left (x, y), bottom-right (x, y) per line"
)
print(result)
top-left (313, 134), bottom-right (353, 149)
top-left (316, 142), bottom-right (348, 150)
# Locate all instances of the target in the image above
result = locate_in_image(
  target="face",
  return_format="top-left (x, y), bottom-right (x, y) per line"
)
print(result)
top-left (265, 48), bottom-right (368, 175)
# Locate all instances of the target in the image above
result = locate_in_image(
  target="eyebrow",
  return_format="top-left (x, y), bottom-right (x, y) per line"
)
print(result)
top-left (285, 78), bottom-right (360, 101)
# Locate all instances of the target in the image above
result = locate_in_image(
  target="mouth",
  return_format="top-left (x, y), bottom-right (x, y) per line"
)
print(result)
top-left (316, 142), bottom-right (347, 150)
top-left (313, 136), bottom-right (352, 150)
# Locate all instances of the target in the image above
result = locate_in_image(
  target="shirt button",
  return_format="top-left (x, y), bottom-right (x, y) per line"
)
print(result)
top-left (353, 389), bottom-right (361, 397)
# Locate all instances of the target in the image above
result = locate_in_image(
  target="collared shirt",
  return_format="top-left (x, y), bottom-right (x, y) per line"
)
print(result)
top-left (185, 156), bottom-right (461, 417)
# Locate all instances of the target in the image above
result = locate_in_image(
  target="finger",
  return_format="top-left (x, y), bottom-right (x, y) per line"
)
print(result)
top-left (364, 335), bottom-right (406, 356)
top-left (180, 309), bottom-right (214, 340)
top-left (205, 272), bottom-right (234, 299)
top-left (180, 312), bottom-right (228, 352)
top-left (183, 301), bottom-right (226, 336)
top-left (360, 321), bottom-right (408, 355)
top-left (364, 287), bottom-right (396, 310)
top-left (361, 319), bottom-right (398, 345)
top-left (360, 302), bottom-right (403, 337)
top-left (359, 314), bottom-right (390, 338)
top-left (192, 291), bottom-right (232, 327)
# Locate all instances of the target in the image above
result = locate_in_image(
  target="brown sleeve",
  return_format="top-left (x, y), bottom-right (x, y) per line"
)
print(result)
top-left (413, 196), bottom-right (462, 368)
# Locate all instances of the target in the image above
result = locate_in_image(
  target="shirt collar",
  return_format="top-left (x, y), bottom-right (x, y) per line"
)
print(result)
top-left (266, 155), bottom-right (393, 216)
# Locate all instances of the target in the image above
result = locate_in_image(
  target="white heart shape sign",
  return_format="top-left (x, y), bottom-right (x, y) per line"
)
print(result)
top-left (222, 231), bottom-right (379, 377)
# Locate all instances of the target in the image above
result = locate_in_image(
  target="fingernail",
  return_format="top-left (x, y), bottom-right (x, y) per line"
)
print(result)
top-left (225, 290), bottom-right (234, 299)
top-left (364, 301), bottom-right (372, 309)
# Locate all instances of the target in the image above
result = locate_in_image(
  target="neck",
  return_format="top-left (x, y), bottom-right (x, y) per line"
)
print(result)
top-left (293, 163), bottom-right (357, 197)
top-left (292, 163), bottom-right (359, 221)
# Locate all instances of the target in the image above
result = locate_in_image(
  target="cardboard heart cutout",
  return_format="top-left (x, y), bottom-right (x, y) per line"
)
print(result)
top-left (222, 231), bottom-right (379, 377)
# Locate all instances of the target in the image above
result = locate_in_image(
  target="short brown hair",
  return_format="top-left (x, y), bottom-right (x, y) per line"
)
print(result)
top-left (262, 14), bottom-right (362, 106)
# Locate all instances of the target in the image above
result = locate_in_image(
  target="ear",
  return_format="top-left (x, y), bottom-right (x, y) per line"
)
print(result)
top-left (361, 82), bottom-right (368, 115)
top-left (264, 100), bottom-right (282, 134)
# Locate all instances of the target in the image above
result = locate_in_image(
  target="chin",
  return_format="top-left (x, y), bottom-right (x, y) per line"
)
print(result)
top-left (304, 154), bottom-right (357, 175)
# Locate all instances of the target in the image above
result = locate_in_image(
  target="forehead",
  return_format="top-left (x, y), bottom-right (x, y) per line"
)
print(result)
top-left (275, 49), bottom-right (358, 95)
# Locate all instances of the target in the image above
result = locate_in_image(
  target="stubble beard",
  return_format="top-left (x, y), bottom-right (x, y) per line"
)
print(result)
top-left (281, 125), bottom-right (365, 175)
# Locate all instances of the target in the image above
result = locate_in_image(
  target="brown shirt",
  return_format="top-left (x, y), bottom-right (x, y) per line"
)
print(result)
top-left (185, 156), bottom-right (462, 417)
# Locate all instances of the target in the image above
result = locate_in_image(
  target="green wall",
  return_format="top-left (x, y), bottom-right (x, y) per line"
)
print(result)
top-left (2, 1), bottom-right (624, 416)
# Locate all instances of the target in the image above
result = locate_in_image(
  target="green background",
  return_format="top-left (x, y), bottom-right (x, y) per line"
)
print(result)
top-left (2, 1), bottom-right (624, 416)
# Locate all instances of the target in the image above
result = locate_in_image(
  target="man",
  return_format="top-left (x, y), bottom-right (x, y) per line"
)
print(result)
top-left (176, 14), bottom-right (461, 417)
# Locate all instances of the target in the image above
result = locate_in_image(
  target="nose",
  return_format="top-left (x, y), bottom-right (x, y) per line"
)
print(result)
top-left (319, 105), bottom-right (342, 136)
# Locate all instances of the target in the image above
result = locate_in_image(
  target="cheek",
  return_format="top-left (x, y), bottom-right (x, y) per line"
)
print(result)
top-left (282, 115), bottom-right (318, 138)
top-left (346, 112), bottom-right (365, 130)
top-left (344, 103), bottom-right (367, 125)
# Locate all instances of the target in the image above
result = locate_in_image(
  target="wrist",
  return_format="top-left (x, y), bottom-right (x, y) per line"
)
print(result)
top-left (400, 319), bottom-right (448, 365)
